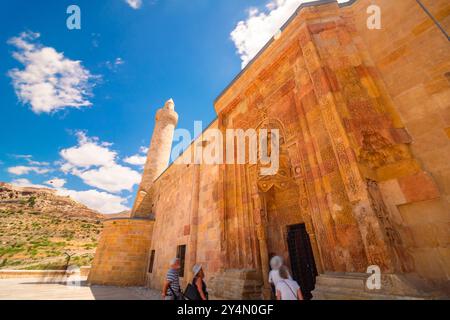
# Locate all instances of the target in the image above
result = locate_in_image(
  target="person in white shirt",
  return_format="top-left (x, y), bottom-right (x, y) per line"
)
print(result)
top-left (268, 256), bottom-right (292, 287)
top-left (276, 265), bottom-right (304, 300)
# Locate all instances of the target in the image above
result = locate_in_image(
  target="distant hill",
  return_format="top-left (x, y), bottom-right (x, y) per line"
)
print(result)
top-left (0, 182), bottom-right (109, 270)
top-left (106, 210), bottom-right (131, 219)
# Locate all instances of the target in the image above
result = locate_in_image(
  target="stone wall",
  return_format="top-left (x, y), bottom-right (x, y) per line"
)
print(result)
top-left (91, 0), bottom-right (449, 297)
top-left (144, 122), bottom-right (223, 291)
top-left (212, 0), bottom-right (449, 290)
top-left (346, 0), bottom-right (450, 284)
top-left (88, 218), bottom-right (154, 286)
top-left (209, 269), bottom-right (263, 300)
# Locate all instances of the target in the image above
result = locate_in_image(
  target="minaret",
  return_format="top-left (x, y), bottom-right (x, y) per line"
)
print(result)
top-left (132, 99), bottom-right (178, 215)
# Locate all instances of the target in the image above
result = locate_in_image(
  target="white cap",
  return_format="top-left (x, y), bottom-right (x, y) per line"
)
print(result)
top-left (270, 256), bottom-right (283, 270)
top-left (192, 264), bottom-right (202, 277)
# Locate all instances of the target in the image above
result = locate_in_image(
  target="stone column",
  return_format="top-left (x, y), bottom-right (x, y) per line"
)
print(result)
top-left (187, 164), bottom-right (201, 281)
top-left (132, 99), bottom-right (178, 215)
top-left (141, 99), bottom-right (179, 190)
top-left (253, 192), bottom-right (272, 300)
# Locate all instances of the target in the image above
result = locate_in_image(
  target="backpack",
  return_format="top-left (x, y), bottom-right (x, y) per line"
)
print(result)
top-left (184, 280), bottom-right (202, 300)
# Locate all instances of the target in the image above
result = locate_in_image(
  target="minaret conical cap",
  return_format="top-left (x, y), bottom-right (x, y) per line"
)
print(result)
top-left (164, 98), bottom-right (175, 110)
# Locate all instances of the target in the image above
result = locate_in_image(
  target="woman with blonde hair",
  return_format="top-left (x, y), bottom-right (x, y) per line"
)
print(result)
top-left (268, 256), bottom-right (292, 286)
top-left (276, 265), bottom-right (303, 300)
top-left (268, 255), bottom-right (292, 299)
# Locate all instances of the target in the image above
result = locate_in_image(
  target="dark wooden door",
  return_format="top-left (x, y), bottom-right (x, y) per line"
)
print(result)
top-left (287, 224), bottom-right (318, 300)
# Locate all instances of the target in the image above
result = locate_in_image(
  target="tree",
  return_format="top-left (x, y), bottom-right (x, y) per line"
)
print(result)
top-left (27, 196), bottom-right (36, 208)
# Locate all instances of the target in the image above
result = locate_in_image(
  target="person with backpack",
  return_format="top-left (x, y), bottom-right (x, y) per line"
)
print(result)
top-left (193, 264), bottom-right (208, 300)
top-left (162, 258), bottom-right (182, 300)
top-left (184, 264), bottom-right (208, 300)
top-left (275, 265), bottom-right (304, 300)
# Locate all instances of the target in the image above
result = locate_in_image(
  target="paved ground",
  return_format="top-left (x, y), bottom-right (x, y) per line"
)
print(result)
top-left (0, 277), bottom-right (161, 300)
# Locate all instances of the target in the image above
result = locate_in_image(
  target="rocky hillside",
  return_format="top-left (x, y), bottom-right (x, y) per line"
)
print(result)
top-left (106, 211), bottom-right (131, 219)
top-left (0, 183), bottom-right (106, 270)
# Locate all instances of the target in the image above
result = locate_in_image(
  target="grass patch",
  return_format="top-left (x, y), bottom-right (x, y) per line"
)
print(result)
top-left (0, 244), bottom-right (25, 257)
top-left (23, 262), bottom-right (67, 270)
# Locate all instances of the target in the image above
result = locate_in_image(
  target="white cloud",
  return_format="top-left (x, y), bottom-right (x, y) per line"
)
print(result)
top-left (44, 178), bottom-right (66, 188)
top-left (124, 146), bottom-right (148, 166)
top-left (8, 132), bottom-right (140, 210)
top-left (8, 31), bottom-right (96, 114)
top-left (140, 146), bottom-right (149, 153)
top-left (230, 0), bottom-right (349, 68)
top-left (105, 57), bottom-right (125, 71)
top-left (91, 33), bottom-right (101, 48)
top-left (60, 131), bottom-right (141, 193)
top-left (8, 166), bottom-right (50, 175)
top-left (72, 164), bottom-right (141, 193)
top-left (11, 178), bottom-right (128, 214)
top-left (7, 134), bottom-right (137, 213)
top-left (11, 178), bottom-right (48, 189)
top-left (56, 189), bottom-right (129, 214)
top-left (10, 177), bottom-right (127, 214)
top-left (114, 57), bottom-right (124, 66)
top-left (125, 0), bottom-right (142, 10)
top-left (27, 160), bottom-right (50, 166)
top-left (60, 131), bottom-right (116, 171)
top-left (124, 155), bottom-right (147, 166)
top-left (12, 154), bottom-right (49, 166)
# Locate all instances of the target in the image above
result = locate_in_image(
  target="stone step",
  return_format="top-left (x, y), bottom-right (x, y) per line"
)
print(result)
top-left (312, 273), bottom-right (437, 300)
top-left (313, 288), bottom-right (423, 300)
top-left (316, 273), bottom-right (367, 290)
top-left (209, 269), bottom-right (263, 300)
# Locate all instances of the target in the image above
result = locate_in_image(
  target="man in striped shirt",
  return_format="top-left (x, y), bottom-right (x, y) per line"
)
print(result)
top-left (162, 258), bottom-right (182, 300)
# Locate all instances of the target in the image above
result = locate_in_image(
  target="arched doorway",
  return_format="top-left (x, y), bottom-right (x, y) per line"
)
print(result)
top-left (253, 155), bottom-right (318, 298)
top-left (262, 184), bottom-right (317, 300)
top-left (286, 223), bottom-right (318, 300)
top-left (249, 118), bottom-right (319, 299)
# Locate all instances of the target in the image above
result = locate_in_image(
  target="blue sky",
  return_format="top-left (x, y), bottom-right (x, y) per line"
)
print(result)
top-left (0, 0), bottom-right (335, 213)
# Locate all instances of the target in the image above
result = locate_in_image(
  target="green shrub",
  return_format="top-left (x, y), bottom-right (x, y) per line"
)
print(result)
top-left (27, 196), bottom-right (36, 208)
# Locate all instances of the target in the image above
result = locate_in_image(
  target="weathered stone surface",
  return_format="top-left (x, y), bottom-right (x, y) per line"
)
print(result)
top-left (209, 269), bottom-right (264, 300)
top-left (91, 0), bottom-right (450, 299)
top-left (88, 219), bottom-right (154, 287)
top-left (312, 272), bottom-right (447, 300)
top-left (133, 99), bottom-right (179, 216)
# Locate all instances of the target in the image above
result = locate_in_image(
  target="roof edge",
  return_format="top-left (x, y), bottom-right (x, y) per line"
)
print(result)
top-left (214, 0), bottom-right (358, 105)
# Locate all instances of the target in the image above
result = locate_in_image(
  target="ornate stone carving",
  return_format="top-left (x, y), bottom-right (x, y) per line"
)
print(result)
top-left (367, 180), bottom-right (415, 273)
top-left (358, 130), bottom-right (406, 169)
top-left (255, 119), bottom-right (297, 192)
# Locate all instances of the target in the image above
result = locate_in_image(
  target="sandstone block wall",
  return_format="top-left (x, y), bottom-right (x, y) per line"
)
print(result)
top-left (211, 0), bottom-right (449, 288)
top-left (144, 125), bottom-right (223, 290)
top-left (209, 269), bottom-right (263, 300)
top-left (347, 0), bottom-right (450, 283)
top-left (88, 219), bottom-right (154, 286)
top-left (92, 0), bottom-right (450, 297)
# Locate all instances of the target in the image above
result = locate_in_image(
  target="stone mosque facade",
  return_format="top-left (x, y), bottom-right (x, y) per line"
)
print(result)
top-left (89, 0), bottom-right (450, 299)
